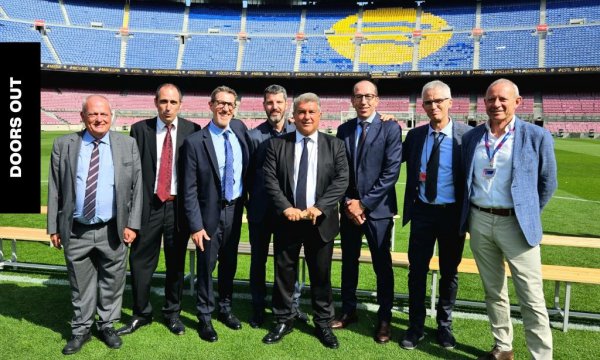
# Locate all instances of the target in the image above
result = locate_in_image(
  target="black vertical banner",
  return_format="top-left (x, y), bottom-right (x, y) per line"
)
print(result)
top-left (0, 43), bottom-right (40, 213)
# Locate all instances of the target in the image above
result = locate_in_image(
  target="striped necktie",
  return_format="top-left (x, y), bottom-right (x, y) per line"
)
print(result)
top-left (83, 139), bottom-right (101, 220)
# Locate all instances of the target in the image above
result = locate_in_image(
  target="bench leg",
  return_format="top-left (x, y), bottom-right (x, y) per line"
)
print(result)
top-left (11, 239), bottom-right (18, 263)
top-left (563, 282), bottom-right (571, 332)
top-left (0, 240), bottom-right (4, 269)
top-left (430, 270), bottom-right (438, 318)
top-left (553, 281), bottom-right (561, 312)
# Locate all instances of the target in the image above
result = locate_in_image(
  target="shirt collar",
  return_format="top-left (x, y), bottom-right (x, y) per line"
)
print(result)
top-left (357, 112), bottom-right (377, 125)
top-left (428, 118), bottom-right (453, 138)
top-left (157, 116), bottom-right (178, 131)
top-left (208, 120), bottom-right (231, 136)
top-left (485, 116), bottom-right (516, 134)
top-left (295, 130), bottom-right (318, 143)
top-left (83, 130), bottom-right (110, 146)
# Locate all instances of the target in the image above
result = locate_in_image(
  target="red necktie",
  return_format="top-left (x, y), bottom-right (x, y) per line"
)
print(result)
top-left (156, 124), bottom-right (173, 202)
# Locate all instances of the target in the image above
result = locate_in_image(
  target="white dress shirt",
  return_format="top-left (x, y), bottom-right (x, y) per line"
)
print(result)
top-left (154, 117), bottom-right (178, 196)
top-left (293, 130), bottom-right (319, 209)
top-left (471, 117), bottom-right (515, 209)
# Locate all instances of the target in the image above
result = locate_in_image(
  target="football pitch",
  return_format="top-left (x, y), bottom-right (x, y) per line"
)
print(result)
top-left (0, 132), bottom-right (598, 359)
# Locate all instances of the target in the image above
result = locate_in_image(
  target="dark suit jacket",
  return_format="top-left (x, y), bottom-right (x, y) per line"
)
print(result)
top-left (130, 117), bottom-right (200, 235)
top-left (336, 114), bottom-right (402, 219)
top-left (246, 120), bottom-right (296, 223)
top-left (460, 117), bottom-right (557, 246)
top-left (402, 120), bottom-right (471, 227)
top-left (47, 130), bottom-right (143, 243)
top-left (263, 131), bottom-right (349, 242)
top-left (182, 119), bottom-right (250, 235)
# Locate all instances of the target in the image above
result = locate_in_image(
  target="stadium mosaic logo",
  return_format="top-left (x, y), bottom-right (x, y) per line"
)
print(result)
top-left (327, 8), bottom-right (452, 65)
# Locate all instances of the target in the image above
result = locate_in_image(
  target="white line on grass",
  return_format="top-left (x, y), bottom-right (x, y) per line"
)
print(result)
top-left (2, 273), bottom-right (599, 332)
top-left (553, 196), bottom-right (600, 204)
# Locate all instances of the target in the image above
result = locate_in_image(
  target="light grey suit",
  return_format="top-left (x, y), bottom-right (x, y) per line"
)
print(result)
top-left (47, 130), bottom-right (142, 334)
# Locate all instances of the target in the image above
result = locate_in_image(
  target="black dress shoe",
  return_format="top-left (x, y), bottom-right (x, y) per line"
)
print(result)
top-left (314, 326), bottom-right (339, 349)
top-left (437, 327), bottom-right (456, 349)
top-left (262, 322), bottom-right (293, 344)
top-left (330, 312), bottom-right (358, 329)
top-left (100, 327), bottom-right (122, 349)
top-left (166, 317), bottom-right (185, 335)
top-left (374, 320), bottom-right (391, 344)
top-left (295, 310), bottom-right (310, 324)
top-left (198, 320), bottom-right (218, 342)
top-left (116, 317), bottom-right (152, 336)
top-left (217, 312), bottom-right (242, 330)
top-left (249, 312), bottom-right (265, 329)
top-left (62, 333), bottom-right (91, 355)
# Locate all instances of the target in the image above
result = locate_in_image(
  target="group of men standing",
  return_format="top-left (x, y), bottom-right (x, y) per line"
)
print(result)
top-left (48, 78), bottom-right (556, 360)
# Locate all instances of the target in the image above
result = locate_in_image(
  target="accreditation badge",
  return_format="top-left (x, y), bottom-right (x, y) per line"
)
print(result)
top-left (483, 167), bottom-right (496, 178)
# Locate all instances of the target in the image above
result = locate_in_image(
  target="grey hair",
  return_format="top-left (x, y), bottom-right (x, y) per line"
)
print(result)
top-left (421, 80), bottom-right (452, 99)
top-left (293, 92), bottom-right (321, 112)
top-left (487, 78), bottom-right (520, 97)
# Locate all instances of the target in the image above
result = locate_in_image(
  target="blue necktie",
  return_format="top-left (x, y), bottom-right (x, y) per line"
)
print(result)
top-left (425, 132), bottom-right (442, 203)
top-left (223, 131), bottom-right (234, 201)
top-left (295, 137), bottom-right (309, 210)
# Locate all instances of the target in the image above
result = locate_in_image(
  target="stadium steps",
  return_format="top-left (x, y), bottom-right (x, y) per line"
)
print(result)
top-left (58, 0), bottom-right (70, 26)
top-left (42, 34), bottom-right (61, 64)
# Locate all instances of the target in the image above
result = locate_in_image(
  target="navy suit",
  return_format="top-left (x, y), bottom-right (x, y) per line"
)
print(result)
top-left (246, 120), bottom-right (298, 313)
top-left (263, 131), bottom-right (348, 326)
top-left (129, 117), bottom-right (200, 321)
top-left (401, 120), bottom-right (471, 332)
top-left (181, 119), bottom-right (250, 321)
top-left (336, 114), bottom-right (402, 321)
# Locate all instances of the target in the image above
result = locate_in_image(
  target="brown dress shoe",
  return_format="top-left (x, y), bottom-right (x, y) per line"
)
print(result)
top-left (477, 345), bottom-right (515, 360)
top-left (330, 312), bottom-right (358, 329)
top-left (374, 321), bottom-right (391, 344)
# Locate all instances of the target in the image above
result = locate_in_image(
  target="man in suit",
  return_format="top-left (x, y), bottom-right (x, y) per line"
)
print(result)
top-left (182, 85), bottom-right (250, 342)
top-left (332, 80), bottom-right (402, 344)
top-left (400, 80), bottom-right (471, 350)
top-left (460, 79), bottom-right (556, 360)
top-left (47, 95), bottom-right (142, 355)
top-left (261, 93), bottom-right (348, 349)
top-left (246, 84), bottom-right (308, 328)
top-left (118, 84), bottom-right (200, 337)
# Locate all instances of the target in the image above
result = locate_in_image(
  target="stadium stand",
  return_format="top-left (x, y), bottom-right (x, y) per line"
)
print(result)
top-left (181, 34), bottom-right (238, 70)
top-left (479, 30), bottom-right (538, 69)
top-left (241, 36), bottom-right (296, 72)
top-left (187, 5), bottom-right (241, 33)
top-left (128, 1), bottom-right (184, 31)
top-left (63, 0), bottom-right (124, 28)
top-left (125, 32), bottom-right (179, 69)
top-left (245, 7), bottom-right (301, 34)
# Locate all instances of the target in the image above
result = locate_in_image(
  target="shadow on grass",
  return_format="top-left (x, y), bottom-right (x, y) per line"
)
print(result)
top-left (0, 281), bottom-right (72, 340)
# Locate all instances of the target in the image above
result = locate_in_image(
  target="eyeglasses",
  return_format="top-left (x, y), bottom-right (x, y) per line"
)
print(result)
top-left (423, 98), bottom-right (450, 106)
top-left (85, 112), bottom-right (110, 119)
top-left (212, 100), bottom-right (236, 109)
top-left (353, 94), bottom-right (378, 102)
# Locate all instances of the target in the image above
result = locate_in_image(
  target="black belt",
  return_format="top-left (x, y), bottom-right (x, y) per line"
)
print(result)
top-left (416, 198), bottom-right (455, 208)
top-left (221, 198), bottom-right (239, 208)
top-left (472, 204), bottom-right (515, 217)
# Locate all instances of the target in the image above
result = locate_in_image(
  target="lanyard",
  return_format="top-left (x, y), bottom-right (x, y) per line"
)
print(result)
top-left (484, 128), bottom-right (513, 165)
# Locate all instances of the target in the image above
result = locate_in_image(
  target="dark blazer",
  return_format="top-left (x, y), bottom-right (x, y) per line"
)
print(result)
top-left (336, 114), bottom-right (402, 219)
top-left (47, 130), bottom-right (143, 243)
top-left (182, 119), bottom-right (250, 235)
top-left (460, 117), bottom-right (557, 246)
top-left (246, 120), bottom-right (296, 223)
top-left (402, 120), bottom-right (472, 227)
top-left (130, 117), bottom-right (200, 235)
top-left (263, 131), bottom-right (349, 242)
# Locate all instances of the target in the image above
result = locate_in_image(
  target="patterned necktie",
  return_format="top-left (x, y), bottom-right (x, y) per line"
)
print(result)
top-left (295, 137), bottom-right (309, 210)
top-left (356, 120), bottom-right (370, 163)
top-left (156, 124), bottom-right (173, 202)
top-left (223, 131), bottom-right (234, 201)
top-left (425, 132), bottom-right (441, 203)
top-left (83, 139), bottom-right (101, 220)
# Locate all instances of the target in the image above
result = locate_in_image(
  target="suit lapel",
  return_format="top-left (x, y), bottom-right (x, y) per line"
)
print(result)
top-left (512, 117), bottom-right (524, 169)
top-left (148, 119), bottom-right (158, 176)
top-left (202, 127), bottom-right (221, 185)
top-left (286, 133), bottom-right (295, 194)
top-left (415, 125), bottom-right (427, 178)
top-left (231, 123), bottom-right (249, 178)
top-left (68, 132), bottom-right (83, 191)
top-left (109, 131), bottom-right (121, 195)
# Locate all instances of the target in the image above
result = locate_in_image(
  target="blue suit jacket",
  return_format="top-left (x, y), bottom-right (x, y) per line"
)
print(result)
top-left (181, 119), bottom-right (250, 235)
top-left (246, 120), bottom-right (296, 223)
top-left (336, 113), bottom-right (402, 219)
top-left (460, 117), bottom-right (557, 246)
top-left (402, 120), bottom-right (472, 228)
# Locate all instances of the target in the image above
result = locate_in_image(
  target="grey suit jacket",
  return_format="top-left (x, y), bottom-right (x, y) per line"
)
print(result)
top-left (47, 130), bottom-right (143, 244)
top-left (402, 120), bottom-right (471, 228)
top-left (460, 117), bottom-right (557, 246)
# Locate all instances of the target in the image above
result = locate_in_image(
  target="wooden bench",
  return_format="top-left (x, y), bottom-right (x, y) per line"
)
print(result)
top-left (2, 226), bottom-right (599, 331)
